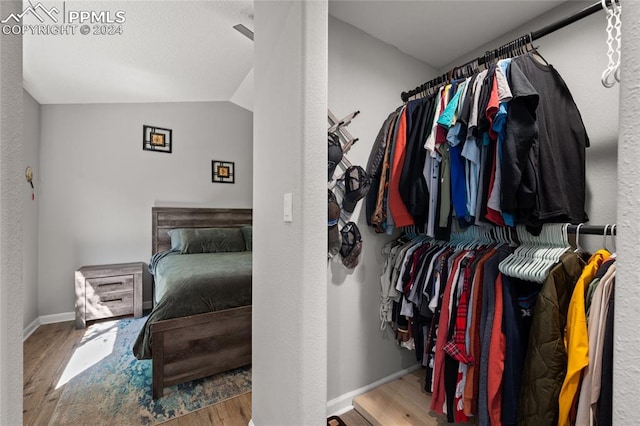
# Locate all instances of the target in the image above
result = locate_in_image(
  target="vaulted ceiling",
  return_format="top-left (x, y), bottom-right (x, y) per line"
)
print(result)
top-left (23, 1), bottom-right (569, 107)
top-left (23, 1), bottom-right (254, 105)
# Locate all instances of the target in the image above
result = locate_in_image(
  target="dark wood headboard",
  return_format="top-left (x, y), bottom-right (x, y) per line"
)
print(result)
top-left (152, 207), bottom-right (253, 254)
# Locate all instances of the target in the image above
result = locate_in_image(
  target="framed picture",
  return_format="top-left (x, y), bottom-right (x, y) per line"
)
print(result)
top-left (212, 160), bottom-right (235, 184)
top-left (143, 125), bottom-right (172, 153)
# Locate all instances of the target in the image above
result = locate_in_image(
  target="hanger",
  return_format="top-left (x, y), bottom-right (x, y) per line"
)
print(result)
top-left (602, 224), bottom-right (611, 252)
top-left (574, 223), bottom-right (586, 254)
top-left (607, 224), bottom-right (616, 254)
top-left (601, 0), bottom-right (622, 88)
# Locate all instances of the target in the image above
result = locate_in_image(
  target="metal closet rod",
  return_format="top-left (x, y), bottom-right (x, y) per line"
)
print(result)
top-left (567, 224), bottom-right (617, 235)
top-left (400, 0), bottom-right (610, 102)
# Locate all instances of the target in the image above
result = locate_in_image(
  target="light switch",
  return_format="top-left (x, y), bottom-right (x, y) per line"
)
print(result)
top-left (284, 193), bottom-right (293, 222)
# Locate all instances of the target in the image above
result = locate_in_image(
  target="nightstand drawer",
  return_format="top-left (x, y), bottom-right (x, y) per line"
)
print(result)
top-left (86, 289), bottom-right (134, 321)
top-left (86, 275), bottom-right (134, 295)
top-left (75, 262), bottom-right (144, 329)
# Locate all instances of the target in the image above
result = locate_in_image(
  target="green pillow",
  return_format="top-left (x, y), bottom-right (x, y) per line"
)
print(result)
top-left (178, 227), bottom-right (246, 254)
top-left (167, 229), bottom-right (182, 250)
top-left (241, 226), bottom-right (252, 251)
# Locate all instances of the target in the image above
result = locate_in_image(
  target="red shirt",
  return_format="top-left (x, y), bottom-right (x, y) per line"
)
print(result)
top-left (488, 273), bottom-right (506, 425)
top-left (388, 107), bottom-right (415, 227)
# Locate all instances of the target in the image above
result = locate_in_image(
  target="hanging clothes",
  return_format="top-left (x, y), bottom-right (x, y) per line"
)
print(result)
top-left (366, 109), bottom-right (400, 230)
top-left (575, 260), bottom-right (616, 426)
top-left (377, 225), bottom-right (621, 426)
top-left (510, 54), bottom-right (590, 232)
top-left (370, 41), bottom-right (604, 426)
top-left (367, 52), bottom-right (589, 238)
top-left (517, 252), bottom-right (585, 426)
top-left (558, 249), bottom-right (611, 426)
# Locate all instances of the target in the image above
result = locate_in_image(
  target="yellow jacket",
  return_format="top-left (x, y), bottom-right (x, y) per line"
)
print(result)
top-left (557, 249), bottom-right (611, 426)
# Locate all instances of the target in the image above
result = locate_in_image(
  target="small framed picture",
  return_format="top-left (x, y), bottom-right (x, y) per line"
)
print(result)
top-left (143, 125), bottom-right (172, 153)
top-left (212, 160), bottom-right (235, 184)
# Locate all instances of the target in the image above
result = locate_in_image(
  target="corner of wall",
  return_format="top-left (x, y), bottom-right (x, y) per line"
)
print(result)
top-left (0, 1), bottom-right (25, 422)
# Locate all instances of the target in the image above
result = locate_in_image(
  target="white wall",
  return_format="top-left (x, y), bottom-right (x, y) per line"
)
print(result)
top-left (23, 90), bottom-right (39, 329)
top-left (326, 16), bottom-right (437, 407)
top-left (0, 1), bottom-right (24, 422)
top-left (614, 2), bottom-right (640, 422)
top-left (252, 1), bottom-right (327, 424)
top-left (438, 1), bottom-right (619, 252)
top-left (38, 101), bottom-right (253, 315)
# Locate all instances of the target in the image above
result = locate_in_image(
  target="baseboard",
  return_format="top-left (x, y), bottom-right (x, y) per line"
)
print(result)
top-left (326, 363), bottom-right (421, 417)
top-left (39, 312), bottom-right (75, 324)
top-left (23, 312), bottom-right (75, 341)
top-left (23, 317), bottom-right (40, 341)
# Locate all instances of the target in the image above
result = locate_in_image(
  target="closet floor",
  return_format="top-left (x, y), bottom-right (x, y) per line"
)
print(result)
top-left (353, 369), bottom-right (448, 426)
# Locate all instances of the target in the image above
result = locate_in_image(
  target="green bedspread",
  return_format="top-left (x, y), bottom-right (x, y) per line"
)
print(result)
top-left (133, 251), bottom-right (252, 359)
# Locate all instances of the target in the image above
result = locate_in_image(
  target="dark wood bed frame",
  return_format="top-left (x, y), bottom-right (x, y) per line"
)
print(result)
top-left (150, 207), bottom-right (252, 399)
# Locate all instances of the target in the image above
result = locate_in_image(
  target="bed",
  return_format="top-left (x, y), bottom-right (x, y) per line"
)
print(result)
top-left (133, 207), bottom-right (252, 398)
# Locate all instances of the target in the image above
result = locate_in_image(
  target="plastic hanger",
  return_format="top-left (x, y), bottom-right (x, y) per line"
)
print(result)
top-left (532, 224), bottom-right (558, 282)
top-left (517, 225), bottom-right (542, 280)
top-left (502, 226), bottom-right (529, 278)
top-left (602, 224), bottom-right (611, 251)
top-left (527, 225), bottom-right (550, 282)
top-left (601, 0), bottom-right (622, 88)
top-left (573, 223), bottom-right (585, 254)
top-left (610, 224), bottom-right (617, 254)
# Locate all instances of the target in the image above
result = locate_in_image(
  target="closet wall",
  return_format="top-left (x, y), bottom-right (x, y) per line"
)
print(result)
top-left (327, 16), bottom-right (436, 410)
top-left (438, 1), bottom-right (619, 251)
top-left (327, 0), bottom-right (619, 414)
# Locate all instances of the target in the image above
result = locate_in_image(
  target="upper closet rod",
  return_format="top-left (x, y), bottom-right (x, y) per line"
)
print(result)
top-left (567, 224), bottom-right (616, 235)
top-left (400, 0), bottom-right (611, 102)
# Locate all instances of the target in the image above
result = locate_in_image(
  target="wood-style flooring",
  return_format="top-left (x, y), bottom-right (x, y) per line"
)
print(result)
top-left (23, 321), bottom-right (253, 426)
top-left (353, 369), bottom-right (448, 425)
top-left (25, 321), bottom-right (430, 425)
top-left (159, 392), bottom-right (252, 426)
top-left (24, 321), bottom-right (80, 425)
top-left (23, 321), bottom-right (369, 426)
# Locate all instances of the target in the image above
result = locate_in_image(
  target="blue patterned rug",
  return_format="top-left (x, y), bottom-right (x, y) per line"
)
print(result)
top-left (49, 317), bottom-right (252, 425)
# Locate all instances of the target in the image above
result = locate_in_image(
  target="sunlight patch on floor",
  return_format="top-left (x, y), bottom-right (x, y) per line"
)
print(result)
top-left (56, 321), bottom-right (118, 389)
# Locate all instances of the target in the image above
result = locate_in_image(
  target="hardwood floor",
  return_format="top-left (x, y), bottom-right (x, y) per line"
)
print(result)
top-left (24, 321), bottom-right (427, 426)
top-left (23, 321), bottom-right (253, 426)
top-left (23, 321), bottom-right (82, 425)
top-left (353, 369), bottom-right (448, 425)
top-left (160, 392), bottom-right (252, 426)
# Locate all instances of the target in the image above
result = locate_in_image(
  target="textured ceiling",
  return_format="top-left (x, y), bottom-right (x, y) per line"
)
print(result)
top-left (24, 1), bottom-right (254, 104)
top-left (329, 0), bottom-right (567, 69)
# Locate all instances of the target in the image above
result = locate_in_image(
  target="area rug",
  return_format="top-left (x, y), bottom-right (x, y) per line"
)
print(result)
top-left (49, 317), bottom-right (252, 425)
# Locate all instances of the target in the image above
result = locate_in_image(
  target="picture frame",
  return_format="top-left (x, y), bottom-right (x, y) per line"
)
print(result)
top-left (143, 125), bottom-right (172, 153)
top-left (212, 160), bottom-right (235, 184)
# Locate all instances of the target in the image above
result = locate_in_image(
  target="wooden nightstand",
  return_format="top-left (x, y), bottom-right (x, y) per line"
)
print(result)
top-left (75, 262), bottom-right (143, 329)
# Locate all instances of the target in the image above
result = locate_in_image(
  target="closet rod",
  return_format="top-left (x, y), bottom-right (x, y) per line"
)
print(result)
top-left (567, 224), bottom-right (616, 236)
top-left (400, 0), bottom-right (610, 102)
